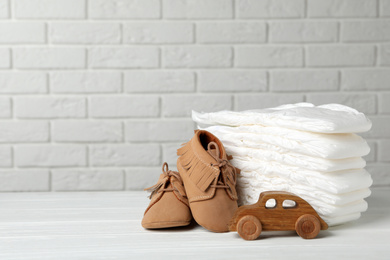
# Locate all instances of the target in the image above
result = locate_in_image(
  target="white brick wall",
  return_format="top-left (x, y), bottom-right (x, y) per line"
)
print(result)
top-left (269, 21), bottom-right (338, 43)
top-left (89, 0), bottom-right (160, 19)
top-left (0, 0), bottom-right (8, 18)
top-left (0, 48), bottom-right (10, 68)
top-left (49, 23), bottom-right (121, 44)
top-left (0, 72), bottom-right (47, 93)
top-left (15, 145), bottom-right (87, 167)
top-left (235, 46), bottom-right (303, 67)
top-left (0, 0), bottom-right (389, 192)
top-left (307, 0), bottom-right (377, 18)
top-left (124, 71), bottom-right (195, 93)
top-left (0, 22), bottom-right (45, 43)
top-left (197, 22), bottom-right (266, 43)
top-left (14, 97), bottom-right (86, 118)
top-left (306, 45), bottom-right (375, 67)
top-left (50, 72), bottom-right (121, 94)
top-left (0, 122), bottom-right (49, 142)
top-left (163, 46), bottom-right (232, 68)
top-left (89, 47), bottom-right (159, 68)
top-left (14, 48), bottom-right (86, 69)
top-left (89, 96), bottom-right (159, 118)
top-left (123, 22), bottom-right (193, 43)
top-left (163, 0), bottom-right (233, 19)
top-left (198, 70), bottom-right (267, 92)
top-left (14, 0), bottom-right (86, 19)
top-left (237, 0), bottom-right (305, 18)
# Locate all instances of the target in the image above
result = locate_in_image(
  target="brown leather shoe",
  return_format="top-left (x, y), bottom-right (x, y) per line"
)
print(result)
top-left (142, 162), bottom-right (192, 229)
top-left (177, 130), bottom-right (239, 232)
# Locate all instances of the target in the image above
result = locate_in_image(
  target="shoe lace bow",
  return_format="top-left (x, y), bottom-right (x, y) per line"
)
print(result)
top-left (144, 162), bottom-right (186, 199)
top-left (207, 142), bottom-right (238, 196)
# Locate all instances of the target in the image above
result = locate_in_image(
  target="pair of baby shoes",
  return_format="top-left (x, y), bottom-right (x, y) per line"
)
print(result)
top-left (141, 130), bottom-right (240, 232)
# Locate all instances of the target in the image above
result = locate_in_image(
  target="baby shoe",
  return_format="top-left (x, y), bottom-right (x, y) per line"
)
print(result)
top-left (142, 162), bottom-right (192, 229)
top-left (177, 130), bottom-right (239, 232)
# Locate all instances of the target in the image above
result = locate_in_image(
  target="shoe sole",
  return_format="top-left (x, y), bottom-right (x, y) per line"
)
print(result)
top-left (142, 220), bottom-right (191, 229)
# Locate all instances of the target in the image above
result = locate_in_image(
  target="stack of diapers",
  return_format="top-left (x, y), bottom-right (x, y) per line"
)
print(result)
top-left (193, 103), bottom-right (373, 226)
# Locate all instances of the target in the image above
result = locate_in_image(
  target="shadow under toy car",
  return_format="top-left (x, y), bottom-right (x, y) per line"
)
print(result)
top-left (229, 191), bottom-right (328, 240)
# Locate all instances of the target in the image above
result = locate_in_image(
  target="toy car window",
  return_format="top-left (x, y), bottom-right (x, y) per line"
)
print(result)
top-left (265, 198), bottom-right (277, 209)
top-left (282, 200), bottom-right (297, 209)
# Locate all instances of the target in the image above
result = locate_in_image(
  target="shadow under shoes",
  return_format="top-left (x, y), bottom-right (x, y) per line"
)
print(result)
top-left (142, 162), bottom-right (192, 229)
top-left (177, 130), bottom-right (239, 232)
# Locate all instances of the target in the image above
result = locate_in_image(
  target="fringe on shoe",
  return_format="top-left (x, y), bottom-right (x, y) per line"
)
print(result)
top-left (177, 140), bottom-right (219, 192)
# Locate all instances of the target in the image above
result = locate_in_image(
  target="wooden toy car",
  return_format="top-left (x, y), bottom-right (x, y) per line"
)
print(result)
top-left (229, 191), bottom-right (328, 240)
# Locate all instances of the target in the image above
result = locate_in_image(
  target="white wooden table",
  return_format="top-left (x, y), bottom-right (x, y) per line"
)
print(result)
top-left (0, 187), bottom-right (389, 260)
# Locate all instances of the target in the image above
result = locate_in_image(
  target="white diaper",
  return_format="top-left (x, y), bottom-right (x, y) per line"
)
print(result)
top-left (193, 102), bottom-right (372, 133)
top-left (193, 103), bottom-right (373, 226)
top-left (202, 125), bottom-right (370, 159)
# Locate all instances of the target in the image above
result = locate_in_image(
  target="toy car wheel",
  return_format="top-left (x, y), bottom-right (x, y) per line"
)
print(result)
top-left (237, 215), bottom-right (262, 240)
top-left (295, 214), bottom-right (321, 239)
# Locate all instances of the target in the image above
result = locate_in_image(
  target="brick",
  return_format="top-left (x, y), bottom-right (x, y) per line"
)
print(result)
top-left (162, 143), bottom-right (181, 168)
top-left (163, 0), bottom-right (233, 19)
top-left (364, 140), bottom-right (376, 163)
top-left (307, 0), bottom-right (376, 17)
top-left (197, 22), bottom-right (266, 43)
top-left (50, 72), bottom-right (121, 94)
top-left (378, 140), bottom-right (390, 162)
top-left (90, 144), bottom-right (160, 166)
top-left (0, 146), bottom-right (11, 167)
top-left (237, 0), bottom-right (304, 18)
top-left (306, 93), bottom-right (376, 115)
top-left (379, 93), bottom-right (390, 113)
top-left (126, 120), bottom-right (194, 142)
top-left (15, 145), bottom-right (86, 167)
top-left (270, 21), bottom-right (338, 43)
top-left (162, 94), bottom-right (233, 117)
top-left (379, 44), bottom-right (390, 65)
top-left (123, 22), bottom-right (193, 44)
top-left (163, 46), bottom-right (232, 68)
top-left (342, 21), bottom-right (390, 42)
top-left (14, 97), bottom-right (86, 119)
top-left (342, 70), bottom-right (390, 91)
top-left (271, 70), bottom-right (339, 92)
top-left (361, 116), bottom-right (390, 138)
top-left (124, 71), bottom-right (195, 93)
top-left (52, 121), bottom-right (122, 142)
top-left (13, 48), bottom-right (85, 69)
top-left (14, 0), bottom-right (85, 19)
top-left (0, 121), bottom-right (48, 143)
top-left (366, 163), bottom-right (390, 186)
top-left (306, 45), bottom-right (375, 67)
top-left (52, 170), bottom-right (124, 191)
top-left (0, 97), bottom-right (11, 118)
top-left (89, 96), bottom-right (159, 118)
top-left (0, 48), bottom-right (10, 68)
top-left (235, 46), bottom-right (303, 68)
top-left (0, 22), bottom-right (45, 43)
top-left (0, 72), bottom-right (46, 94)
top-left (89, 0), bottom-right (160, 19)
top-left (381, 0), bottom-right (390, 16)
top-left (235, 93), bottom-right (305, 110)
top-left (0, 170), bottom-right (49, 191)
top-left (49, 23), bottom-right (121, 44)
top-left (125, 167), bottom-right (161, 190)
top-left (89, 47), bottom-right (159, 68)
top-left (198, 70), bottom-right (267, 92)
top-left (0, 0), bottom-right (8, 18)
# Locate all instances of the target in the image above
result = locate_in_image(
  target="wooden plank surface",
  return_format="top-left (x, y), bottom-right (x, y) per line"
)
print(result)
top-left (0, 188), bottom-right (389, 259)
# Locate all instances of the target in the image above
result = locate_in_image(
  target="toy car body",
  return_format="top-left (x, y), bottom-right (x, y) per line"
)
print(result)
top-left (229, 191), bottom-right (328, 240)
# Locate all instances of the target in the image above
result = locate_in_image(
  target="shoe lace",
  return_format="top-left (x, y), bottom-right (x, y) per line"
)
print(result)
top-left (144, 162), bottom-right (186, 199)
top-left (207, 142), bottom-right (238, 192)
